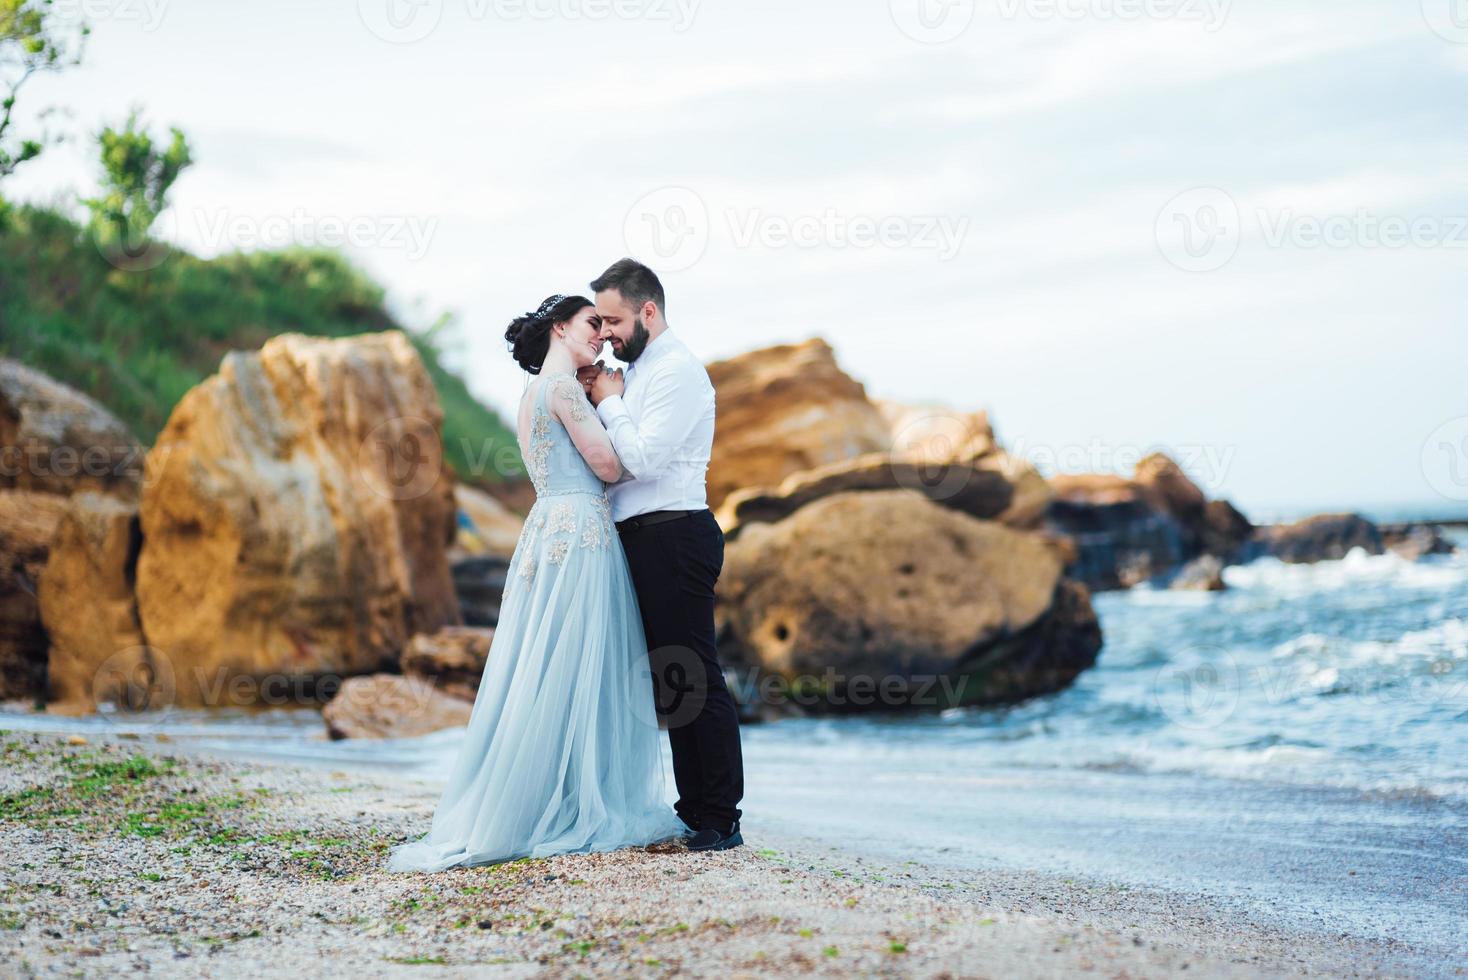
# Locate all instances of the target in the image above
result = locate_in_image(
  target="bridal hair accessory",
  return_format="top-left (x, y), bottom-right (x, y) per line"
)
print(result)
top-left (533, 294), bottom-right (569, 320)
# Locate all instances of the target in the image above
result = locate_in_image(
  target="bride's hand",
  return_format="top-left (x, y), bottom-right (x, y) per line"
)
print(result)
top-left (588, 364), bottom-right (625, 406)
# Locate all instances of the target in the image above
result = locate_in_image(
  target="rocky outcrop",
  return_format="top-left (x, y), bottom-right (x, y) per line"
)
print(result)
top-left (1244, 513), bottom-right (1384, 565)
top-left (1380, 522), bottom-right (1457, 561)
top-left (0, 358), bottom-right (145, 500)
top-left (1044, 455), bottom-right (1253, 590)
top-left (321, 674), bottom-right (471, 740)
top-left (0, 491), bottom-right (70, 700)
top-left (715, 490), bottom-right (1101, 711)
top-left (876, 400), bottom-right (996, 465)
top-left (717, 452), bottom-right (1020, 540)
top-left (401, 626), bottom-right (494, 701)
top-left (452, 555), bottom-right (509, 629)
top-left (37, 493), bottom-right (147, 709)
top-left (454, 485), bottom-right (523, 559)
top-left (0, 363), bottom-right (144, 701)
top-left (705, 339), bottom-right (893, 509)
top-left (713, 385), bottom-right (1051, 539)
top-left (1167, 554), bottom-right (1227, 591)
top-left (135, 331), bottom-right (461, 707)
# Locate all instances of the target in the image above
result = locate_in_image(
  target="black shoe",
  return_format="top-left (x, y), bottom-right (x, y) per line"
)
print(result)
top-left (685, 821), bottom-right (743, 852)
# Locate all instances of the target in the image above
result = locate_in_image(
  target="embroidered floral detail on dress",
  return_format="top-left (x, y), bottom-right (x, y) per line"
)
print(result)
top-left (525, 409), bottom-right (554, 494)
top-left (579, 494), bottom-right (616, 550)
top-left (550, 374), bottom-right (591, 422)
top-left (546, 538), bottom-right (570, 566)
top-left (580, 517), bottom-right (606, 551)
top-left (516, 551), bottom-right (536, 583)
top-left (546, 501), bottom-right (576, 536)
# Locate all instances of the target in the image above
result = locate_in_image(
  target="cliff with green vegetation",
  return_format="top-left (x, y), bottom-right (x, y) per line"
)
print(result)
top-left (0, 204), bottom-right (521, 483)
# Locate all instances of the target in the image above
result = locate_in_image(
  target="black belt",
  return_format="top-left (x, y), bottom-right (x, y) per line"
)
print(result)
top-left (615, 509), bottom-right (699, 534)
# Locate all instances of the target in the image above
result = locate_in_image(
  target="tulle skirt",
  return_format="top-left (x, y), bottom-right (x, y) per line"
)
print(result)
top-left (387, 491), bottom-right (686, 872)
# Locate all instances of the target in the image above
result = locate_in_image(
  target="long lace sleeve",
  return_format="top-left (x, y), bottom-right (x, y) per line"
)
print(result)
top-left (548, 374), bottom-right (623, 483)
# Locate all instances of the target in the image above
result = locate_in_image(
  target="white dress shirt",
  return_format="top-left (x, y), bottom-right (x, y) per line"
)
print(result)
top-left (595, 327), bottom-right (716, 523)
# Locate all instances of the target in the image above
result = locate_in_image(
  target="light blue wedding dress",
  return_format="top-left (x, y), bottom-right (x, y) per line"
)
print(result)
top-left (388, 374), bottom-right (686, 872)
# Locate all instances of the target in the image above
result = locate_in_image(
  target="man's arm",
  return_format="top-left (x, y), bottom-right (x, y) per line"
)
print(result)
top-left (596, 358), bottom-right (709, 481)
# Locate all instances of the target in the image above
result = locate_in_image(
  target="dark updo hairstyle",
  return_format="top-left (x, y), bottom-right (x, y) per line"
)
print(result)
top-left (504, 293), bottom-right (594, 375)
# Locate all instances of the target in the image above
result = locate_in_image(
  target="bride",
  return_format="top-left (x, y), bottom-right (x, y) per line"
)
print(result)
top-left (388, 293), bottom-right (686, 872)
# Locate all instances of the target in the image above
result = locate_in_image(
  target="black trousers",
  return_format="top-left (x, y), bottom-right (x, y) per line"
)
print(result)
top-left (619, 508), bottom-right (744, 833)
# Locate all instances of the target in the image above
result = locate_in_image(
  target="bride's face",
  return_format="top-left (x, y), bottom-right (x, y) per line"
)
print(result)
top-left (555, 306), bottom-right (604, 369)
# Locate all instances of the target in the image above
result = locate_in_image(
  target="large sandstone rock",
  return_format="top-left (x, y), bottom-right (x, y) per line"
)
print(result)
top-left (454, 484), bottom-right (523, 559)
top-left (0, 358), bottom-right (144, 500)
top-left (705, 339), bottom-right (892, 509)
top-left (401, 626), bottom-right (494, 701)
top-left (37, 493), bottom-right (149, 709)
top-left (715, 397), bottom-right (1051, 538)
top-left (715, 490), bottom-right (1101, 710)
top-left (135, 331), bottom-right (461, 707)
top-left (876, 400), bottom-right (996, 464)
top-left (717, 452), bottom-right (1018, 540)
top-left (0, 491), bottom-right (70, 700)
top-left (322, 673), bottom-right (471, 740)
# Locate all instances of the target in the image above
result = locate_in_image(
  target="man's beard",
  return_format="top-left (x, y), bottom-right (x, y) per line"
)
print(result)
top-left (619, 316), bottom-right (652, 363)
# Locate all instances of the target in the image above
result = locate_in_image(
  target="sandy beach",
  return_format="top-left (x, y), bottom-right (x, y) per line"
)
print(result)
top-left (0, 730), bottom-right (1446, 979)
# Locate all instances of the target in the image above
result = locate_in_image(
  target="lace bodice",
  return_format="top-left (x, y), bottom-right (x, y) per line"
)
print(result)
top-left (520, 373), bottom-right (607, 498)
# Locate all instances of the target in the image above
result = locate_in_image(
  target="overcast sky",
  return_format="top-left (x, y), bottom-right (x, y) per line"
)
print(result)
top-left (10, 0), bottom-right (1468, 518)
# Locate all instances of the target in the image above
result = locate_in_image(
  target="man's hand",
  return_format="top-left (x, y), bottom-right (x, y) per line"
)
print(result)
top-left (587, 362), bottom-right (625, 406)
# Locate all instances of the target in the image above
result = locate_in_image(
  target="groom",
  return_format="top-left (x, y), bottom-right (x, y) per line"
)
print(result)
top-left (579, 258), bottom-right (745, 853)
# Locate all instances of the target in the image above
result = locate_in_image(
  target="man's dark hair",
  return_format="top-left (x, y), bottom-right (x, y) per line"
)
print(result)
top-left (590, 258), bottom-right (666, 316)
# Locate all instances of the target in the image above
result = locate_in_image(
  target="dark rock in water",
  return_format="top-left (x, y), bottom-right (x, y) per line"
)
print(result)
top-left (1165, 554), bottom-right (1227, 591)
top-left (715, 490), bottom-right (1101, 714)
top-left (453, 555), bottom-right (510, 628)
top-left (1201, 499), bottom-right (1253, 557)
top-left (1380, 522), bottom-right (1457, 561)
top-left (1242, 512), bottom-right (1384, 565)
top-left (1044, 494), bottom-right (1193, 591)
top-left (1042, 455), bottom-right (1253, 593)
